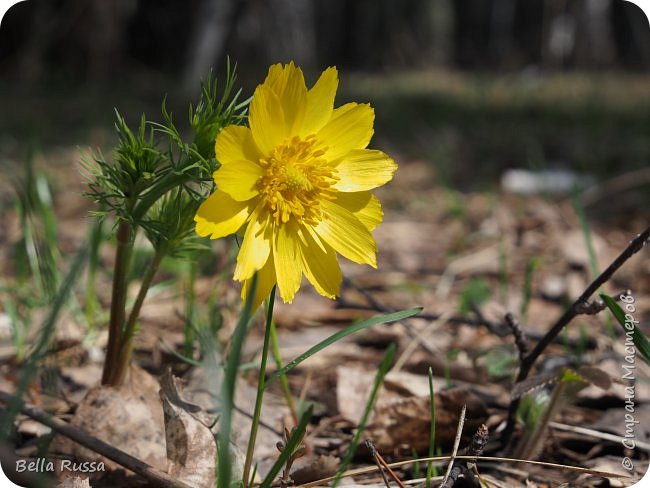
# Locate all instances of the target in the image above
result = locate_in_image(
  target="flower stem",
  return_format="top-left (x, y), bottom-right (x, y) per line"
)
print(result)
top-left (101, 220), bottom-right (133, 385)
top-left (270, 320), bottom-right (299, 426)
top-left (107, 249), bottom-right (165, 386)
top-left (242, 286), bottom-right (276, 488)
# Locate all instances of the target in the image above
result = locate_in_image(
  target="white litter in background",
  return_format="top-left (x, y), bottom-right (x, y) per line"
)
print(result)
top-left (501, 168), bottom-right (595, 195)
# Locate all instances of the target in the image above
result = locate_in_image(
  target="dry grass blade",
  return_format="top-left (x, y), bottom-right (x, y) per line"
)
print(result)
top-left (549, 421), bottom-right (650, 452)
top-left (439, 404), bottom-right (466, 487)
top-left (294, 455), bottom-right (631, 488)
top-left (393, 311), bottom-right (451, 372)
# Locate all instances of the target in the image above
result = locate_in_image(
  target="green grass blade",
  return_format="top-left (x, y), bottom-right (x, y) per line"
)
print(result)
top-left (601, 294), bottom-right (650, 365)
top-left (572, 189), bottom-right (599, 279)
top-left (333, 342), bottom-right (397, 487)
top-left (0, 245), bottom-right (88, 439)
top-left (574, 190), bottom-right (614, 336)
top-left (217, 273), bottom-right (257, 488)
top-left (1, 292), bottom-right (25, 360)
top-left (266, 307), bottom-right (421, 387)
top-left (259, 404), bottom-right (313, 488)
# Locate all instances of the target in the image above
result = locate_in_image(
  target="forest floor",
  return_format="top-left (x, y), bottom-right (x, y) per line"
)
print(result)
top-left (0, 71), bottom-right (649, 487)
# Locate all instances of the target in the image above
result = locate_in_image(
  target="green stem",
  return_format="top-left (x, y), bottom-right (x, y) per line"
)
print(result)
top-left (101, 220), bottom-right (134, 385)
top-left (218, 274), bottom-right (258, 488)
top-left (269, 320), bottom-right (299, 426)
top-left (242, 286), bottom-right (276, 488)
top-left (183, 261), bottom-right (197, 356)
top-left (108, 249), bottom-right (165, 386)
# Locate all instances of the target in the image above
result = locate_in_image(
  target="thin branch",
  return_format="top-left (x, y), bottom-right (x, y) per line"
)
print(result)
top-left (337, 295), bottom-right (597, 350)
top-left (0, 390), bottom-right (193, 488)
top-left (366, 439), bottom-right (407, 488)
top-left (366, 439), bottom-right (395, 488)
top-left (521, 225), bottom-right (650, 379)
top-left (503, 224), bottom-right (650, 445)
top-left (393, 311), bottom-right (452, 372)
top-left (504, 313), bottom-right (528, 363)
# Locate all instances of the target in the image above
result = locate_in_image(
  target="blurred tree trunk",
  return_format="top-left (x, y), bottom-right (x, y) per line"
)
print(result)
top-left (182, 0), bottom-right (243, 95)
top-left (577, 0), bottom-right (615, 68)
top-left (15, 1), bottom-right (61, 83)
top-left (264, 0), bottom-right (316, 71)
top-left (430, 0), bottom-right (454, 66)
top-left (83, 0), bottom-right (128, 80)
top-left (489, 0), bottom-right (516, 68)
top-left (541, 0), bottom-right (572, 70)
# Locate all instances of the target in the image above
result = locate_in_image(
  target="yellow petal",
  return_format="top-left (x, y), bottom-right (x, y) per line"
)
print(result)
top-left (273, 221), bottom-right (303, 303)
top-left (249, 63), bottom-right (307, 154)
top-left (314, 200), bottom-right (377, 267)
top-left (234, 207), bottom-right (271, 281)
top-left (265, 62), bottom-right (307, 135)
top-left (301, 67), bottom-right (338, 136)
top-left (213, 159), bottom-right (262, 201)
top-left (299, 226), bottom-right (341, 298)
top-left (249, 84), bottom-right (286, 155)
top-left (194, 191), bottom-right (251, 239)
top-left (316, 103), bottom-right (374, 161)
top-left (333, 191), bottom-right (383, 231)
top-left (241, 254), bottom-right (277, 311)
top-left (215, 125), bottom-right (260, 166)
top-left (333, 149), bottom-right (397, 192)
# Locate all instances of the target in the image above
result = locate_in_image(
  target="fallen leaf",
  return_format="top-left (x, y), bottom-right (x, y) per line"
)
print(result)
top-left (159, 370), bottom-right (217, 488)
top-left (290, 454), bottom-right (339, 484)
top-left (53, 365), bottom-right (166, 471)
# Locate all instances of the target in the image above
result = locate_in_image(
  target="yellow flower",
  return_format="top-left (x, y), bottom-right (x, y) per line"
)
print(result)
top-left (195, 62), bottom-right (397, 307)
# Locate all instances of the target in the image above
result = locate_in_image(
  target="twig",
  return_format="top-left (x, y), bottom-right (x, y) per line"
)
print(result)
top-left (522, 225), bottom-right (649, 380)
top-left (0, 390), bottom-right (193, 488)
top-left (393, 311), bottom-right (451, 372)
top-left (440, 404), bottom-right (466, 488)
top-left (365, 439), bottom-right (407, 488)
top-left (440, 423), bottom-right (489, 488)
top-left (503, 224), bottom-right (650, 446)
top-left (336, 298), bottom-right (597, 349)
top-left (366, 440), bottom-right (394, 488)
top-left (341, 278), bottom-right (440, 359)
top-left (504, 313), bottom-right (528, 363)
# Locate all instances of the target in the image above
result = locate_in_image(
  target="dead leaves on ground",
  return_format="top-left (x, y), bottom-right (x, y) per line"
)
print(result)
top-left (1, 160), bottom-right (649, 486)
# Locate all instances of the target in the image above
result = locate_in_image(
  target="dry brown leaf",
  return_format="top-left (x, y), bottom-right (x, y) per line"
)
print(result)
top-left (159, 370), bottom-right (217, 488)
top-left (182, 367), bottom-right (287, 480)
top-left (367, 387), bottom-right (488, 454)
top-left (560, 229), bottom-right (616, 271)
top-left (290, 454), bottom-right (340, 484)
top-left (53, 365), bottom-right (166, 471)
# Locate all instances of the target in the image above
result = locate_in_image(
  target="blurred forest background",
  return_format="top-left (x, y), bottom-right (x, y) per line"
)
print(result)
top-left (0, 0), bottom-right (649, 190)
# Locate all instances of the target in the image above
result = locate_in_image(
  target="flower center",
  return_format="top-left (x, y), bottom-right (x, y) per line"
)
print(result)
top-left (258, 135), bottom-right (337, 225)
